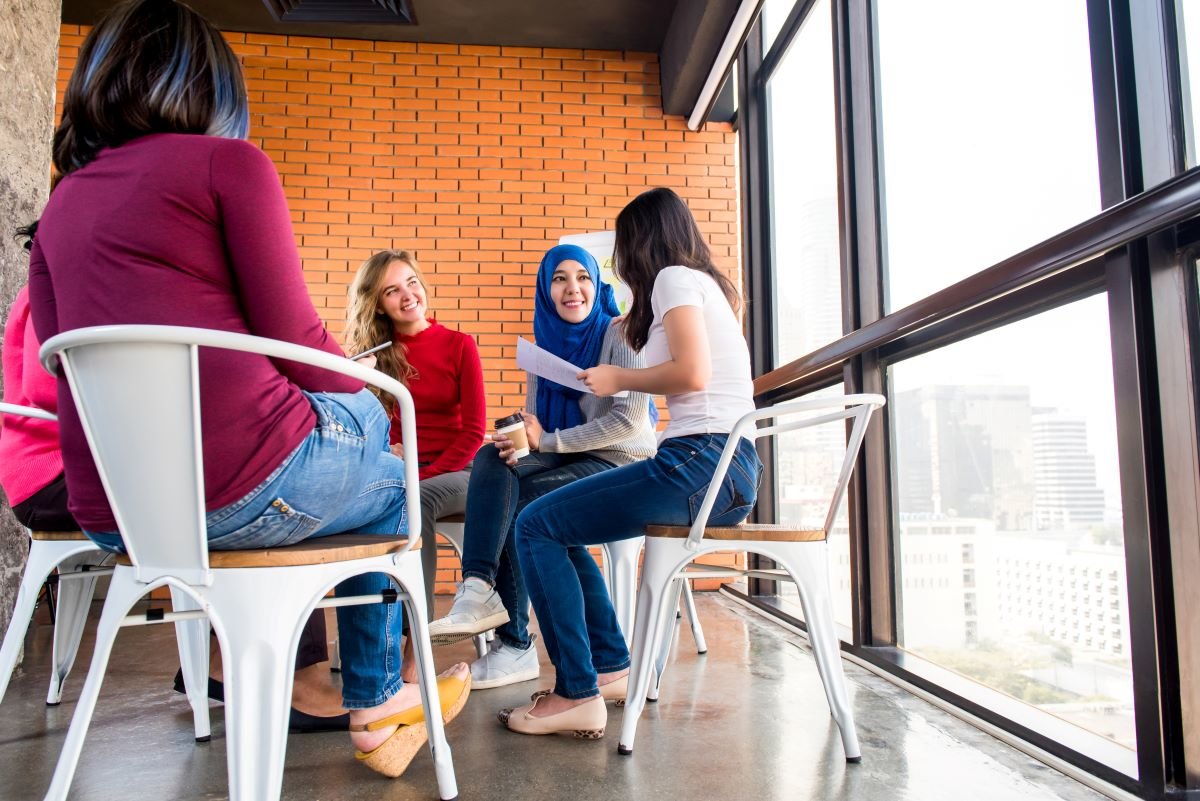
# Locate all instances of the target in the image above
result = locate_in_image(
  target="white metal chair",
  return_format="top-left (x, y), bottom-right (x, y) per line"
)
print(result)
top-left (0, 403), bottom-right (110, 707)
top-left (0, 404), bottom-right (216, 741)
top-left (38, 325), bottom-right (458, 801)
top-left (618, 393), bottom-right (886, 762)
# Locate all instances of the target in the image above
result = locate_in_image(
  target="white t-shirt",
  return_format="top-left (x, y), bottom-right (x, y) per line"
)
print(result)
top-left (645, 266), bottom-right (755, 439)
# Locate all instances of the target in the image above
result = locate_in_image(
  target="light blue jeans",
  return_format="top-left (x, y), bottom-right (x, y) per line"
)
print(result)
top-left (87, 389), bottom-right (412, 708)
top-left (514, 433), bottom-right (762, 699)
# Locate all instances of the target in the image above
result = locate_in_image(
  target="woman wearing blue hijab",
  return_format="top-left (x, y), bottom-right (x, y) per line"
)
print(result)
top-left (428, 243), bottom-right (657, 691)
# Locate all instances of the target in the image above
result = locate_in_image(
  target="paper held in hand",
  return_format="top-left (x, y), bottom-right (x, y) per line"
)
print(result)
top-left (516, 337), bottom-right (628, 398)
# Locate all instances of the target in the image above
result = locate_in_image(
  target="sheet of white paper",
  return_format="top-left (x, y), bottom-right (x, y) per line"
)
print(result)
top-left (516, 337), bottom-right (628, 398)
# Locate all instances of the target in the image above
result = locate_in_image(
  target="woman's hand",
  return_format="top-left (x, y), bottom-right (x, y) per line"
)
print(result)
top-left (491, 431), bottom-right (520, 466)
top-left (577, 364), bottom-right (624, 397)
top-left (521, 412), bottom-right (543, 451)
top-left (389, 442), bottom-right (404, 457)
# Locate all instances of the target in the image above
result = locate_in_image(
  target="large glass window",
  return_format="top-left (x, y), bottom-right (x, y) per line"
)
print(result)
top-left (874, 1), bottom-right (1101, 311)
top-left (1179, 0), bottom-right (1200, 166)
top-left (760, 0), bottom-right (796, 56)
top-left (890, 295), bottom-right (1135, 770)
top-left (774, 383), bottom-right (853, 631)
top-left (766, 0), bottom-right (841, 366)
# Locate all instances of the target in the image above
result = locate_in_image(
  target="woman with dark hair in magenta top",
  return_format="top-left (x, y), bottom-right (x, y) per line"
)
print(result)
top-left (28, 0), bottom-right (467, 776)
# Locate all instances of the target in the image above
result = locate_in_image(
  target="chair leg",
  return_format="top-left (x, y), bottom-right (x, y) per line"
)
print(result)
top-left (208, 575), bottom-right (303, 801)
top-left (392, 557), bottom-right (458, 801)
top-left (647, 578), bottom-right (685, 702)
top-left (329, 636), bottom-right (341, 672)
top-left (0, 542), bottom-right (68, 705)
top-left (43, 572), bottom-right (144, 801)
top-left (45, 552), bottom-right (106, 705)
top-left (473, 633), bottom-right (488, 659)
top-left (617, 544), bottom-right (680, 756)
top-left (170, 587), bottom-right (212, 741)
top-left (601, 537), bottom-right (643, 647)
top-left (680, 579), bottom-right (707, 654)
top-left (775, 542), bottom-right (861, 762)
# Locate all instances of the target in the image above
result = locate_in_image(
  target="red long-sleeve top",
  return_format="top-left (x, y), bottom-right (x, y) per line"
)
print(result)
top-left (28, 134), bottom-right (362, 531)
top-left (388, 320), bottom-right (485, 481)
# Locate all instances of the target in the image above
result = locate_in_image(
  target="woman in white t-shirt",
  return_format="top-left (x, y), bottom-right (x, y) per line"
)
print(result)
top-left (498, 187), bottom-right (762, 738)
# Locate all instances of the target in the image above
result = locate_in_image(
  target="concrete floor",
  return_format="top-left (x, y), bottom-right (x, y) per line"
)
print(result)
top-left (0, 592), bottom-right (1110, 801)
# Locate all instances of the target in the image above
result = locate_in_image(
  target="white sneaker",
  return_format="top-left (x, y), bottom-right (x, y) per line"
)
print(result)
top-left (471, 636), bottom-right (540, 689)
top-left (428, 578), bottom-right (510, 645)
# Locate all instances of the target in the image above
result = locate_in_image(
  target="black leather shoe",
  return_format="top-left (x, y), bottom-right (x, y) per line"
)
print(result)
top-left (172, 669), bottom-right (350, 733)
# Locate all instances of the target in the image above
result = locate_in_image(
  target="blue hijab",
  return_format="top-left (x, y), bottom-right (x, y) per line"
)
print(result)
top-left (534, 244), bottom-right (620, 432)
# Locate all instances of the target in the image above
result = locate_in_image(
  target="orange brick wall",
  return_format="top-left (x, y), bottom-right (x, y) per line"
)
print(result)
top-left (56, 25), bottom-right (743, 594)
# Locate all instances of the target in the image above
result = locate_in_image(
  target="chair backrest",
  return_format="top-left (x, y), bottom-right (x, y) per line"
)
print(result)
top-left (686, 393), bottom-right (886, 549)
top-left (39, 325), bottom-right (421, 586)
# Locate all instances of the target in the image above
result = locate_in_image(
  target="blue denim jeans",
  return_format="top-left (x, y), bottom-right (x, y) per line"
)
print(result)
top-left (514, 433), bottom-right (762, 699)
top-left (86, 389), bottom-right (412, 708)
top-left (461, 446), bottom-right (615, 650)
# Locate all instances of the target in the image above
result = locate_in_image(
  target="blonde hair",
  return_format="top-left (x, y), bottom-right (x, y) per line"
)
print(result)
top-left (346, 249), bottom-right (429, 405)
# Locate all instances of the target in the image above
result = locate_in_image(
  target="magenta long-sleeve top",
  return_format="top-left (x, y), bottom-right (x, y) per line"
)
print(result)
top-left (28, 134), bottom-right (363, 532)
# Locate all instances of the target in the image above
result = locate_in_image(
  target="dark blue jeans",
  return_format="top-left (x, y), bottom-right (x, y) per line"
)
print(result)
top-left (514, 433), bottom-right (762, 699)
top-left (461, 446), bottom-right (615, 649)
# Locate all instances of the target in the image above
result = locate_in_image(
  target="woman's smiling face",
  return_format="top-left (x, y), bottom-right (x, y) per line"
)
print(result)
top-left (376, 259), bottom-right (427, 329)
top-left (549, 259), bottom-right (594, 323)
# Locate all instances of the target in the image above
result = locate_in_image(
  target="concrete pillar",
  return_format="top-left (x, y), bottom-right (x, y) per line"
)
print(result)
top-left (0, 0), bottom-right (60, 662)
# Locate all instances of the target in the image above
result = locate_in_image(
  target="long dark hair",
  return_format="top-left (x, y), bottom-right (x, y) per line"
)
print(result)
top-left (613, 187), bottom-right (741, 351)
top-left (15, 221), bottom-right (38, 251)
top-left (53, 0), bottom-right (249, 176)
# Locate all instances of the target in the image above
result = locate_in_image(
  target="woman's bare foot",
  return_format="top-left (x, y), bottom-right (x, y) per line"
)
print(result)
top-left (348, 662), bottom-right (469, 753)
top-left (290, 662), bottom-right (346, 717)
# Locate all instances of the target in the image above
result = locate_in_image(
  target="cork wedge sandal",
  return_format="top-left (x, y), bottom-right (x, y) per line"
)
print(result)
top-left (353, 674), bottom-right (472, 777)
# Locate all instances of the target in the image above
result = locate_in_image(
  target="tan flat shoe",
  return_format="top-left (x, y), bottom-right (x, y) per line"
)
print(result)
top-left (499, 694), bottom-right (606, 738)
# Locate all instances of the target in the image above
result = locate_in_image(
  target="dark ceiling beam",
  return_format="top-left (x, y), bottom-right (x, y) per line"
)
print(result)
top-left (660, 0), bottom-right (743, 121)
top-left (61, 0), bottom-right (676, 51)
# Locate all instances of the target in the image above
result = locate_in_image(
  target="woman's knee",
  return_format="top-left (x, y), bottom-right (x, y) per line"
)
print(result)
top-left (471, 444), bottom-right (507, 476)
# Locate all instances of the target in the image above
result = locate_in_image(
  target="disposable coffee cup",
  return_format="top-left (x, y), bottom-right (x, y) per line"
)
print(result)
top-left (495, 412), bottom-right (530, 459)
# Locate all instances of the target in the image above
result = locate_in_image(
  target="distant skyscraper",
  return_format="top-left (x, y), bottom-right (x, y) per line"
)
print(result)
top-left (1032, 409), bottom-right (1105, 529)
top-left (893, 385), bottom-right (1035, 531)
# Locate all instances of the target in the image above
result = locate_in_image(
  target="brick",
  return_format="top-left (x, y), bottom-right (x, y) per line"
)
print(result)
top-left (56, 21), bottom-right (738, 597)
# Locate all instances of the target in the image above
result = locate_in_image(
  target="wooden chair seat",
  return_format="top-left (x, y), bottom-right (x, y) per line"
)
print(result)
top-left (113, 535), bottom-right (421, 569)
top-left (645, 523), bottom-right (826, 542)
top-left (31, 530), bottom-right (91, 541)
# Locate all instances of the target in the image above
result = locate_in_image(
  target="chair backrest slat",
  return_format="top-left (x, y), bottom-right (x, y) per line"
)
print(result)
top-left (58, 340), bottom-right (209, 584)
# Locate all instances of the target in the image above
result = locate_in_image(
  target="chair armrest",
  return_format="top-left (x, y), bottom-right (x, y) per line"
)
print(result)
top-left (0, 402), bottom-right (57, 422)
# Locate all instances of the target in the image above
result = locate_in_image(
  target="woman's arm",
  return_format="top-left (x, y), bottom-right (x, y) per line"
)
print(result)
top-left (418, 332), bottom-right (486, 480)
top-left (578, 305), bottom-right (710, 397)
top-left (541, 322), bottom-right (651, 453)
top-left (211, 140), bottom-right (362, 394)
top-left (27, 239), bottom-right (59, 348)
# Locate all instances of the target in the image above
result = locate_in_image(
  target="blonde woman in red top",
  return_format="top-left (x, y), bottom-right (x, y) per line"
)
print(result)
top-left (346, 250), bottom-right (487, 618)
